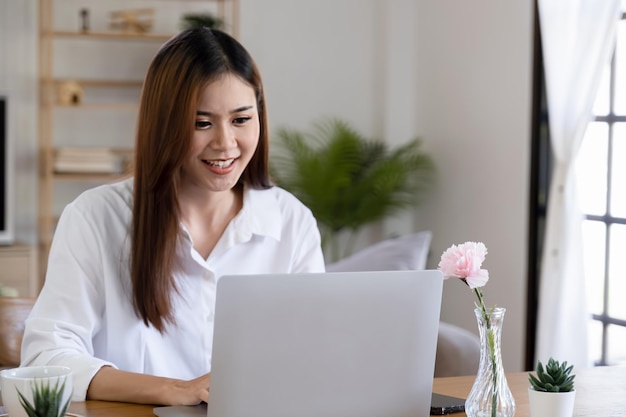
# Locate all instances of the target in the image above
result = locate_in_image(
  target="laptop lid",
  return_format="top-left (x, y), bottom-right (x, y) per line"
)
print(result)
top-left (154, 270), bottom-right (443, 417)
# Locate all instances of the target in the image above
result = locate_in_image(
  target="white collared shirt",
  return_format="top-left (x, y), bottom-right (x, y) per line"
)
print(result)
top-left (21, 178), bottom-right (325, 401)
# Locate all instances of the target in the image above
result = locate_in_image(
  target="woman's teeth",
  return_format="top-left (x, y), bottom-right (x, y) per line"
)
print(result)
top-left (205, 159), bottom-right (234, 168)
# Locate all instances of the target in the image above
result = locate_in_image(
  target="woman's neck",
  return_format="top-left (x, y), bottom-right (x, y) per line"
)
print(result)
top-left (179, 184), bottom-right (244, 258)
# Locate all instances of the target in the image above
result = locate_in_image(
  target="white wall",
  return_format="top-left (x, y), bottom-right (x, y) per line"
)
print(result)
top-left (413, 1), bottom-right (534, 371)
top-left (240, 0), bottom-right (534, 371)
top-left (1, 0), bottom-right (534, 371)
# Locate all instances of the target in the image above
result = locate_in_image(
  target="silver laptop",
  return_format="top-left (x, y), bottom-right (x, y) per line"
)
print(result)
top-left (154, 270), bottom-right (443, 417)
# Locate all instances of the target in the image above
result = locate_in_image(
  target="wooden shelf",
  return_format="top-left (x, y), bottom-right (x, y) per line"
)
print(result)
top-left (37, 0), bottom-right (240, 283)
top-left (52, 102), bottom-right (140, 110)
top-left (43, 78), bottom-right (144, 88)
top-left (52, 172), bottom-right (133, 182)
top-left (46, 30), bottom-right (174, 41)
top-left (52, 146), bottom-right (134, 156)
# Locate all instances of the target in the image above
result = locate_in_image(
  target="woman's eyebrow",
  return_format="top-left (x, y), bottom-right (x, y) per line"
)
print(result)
top-left (196, 105), bottom-right (255, 117)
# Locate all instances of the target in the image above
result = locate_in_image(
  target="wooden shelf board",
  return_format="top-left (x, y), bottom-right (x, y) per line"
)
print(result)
top-left (53, 146), bottom-right (134, 157)
top-left (47, 30), bottom-right (174, 41)
top-left (42, 78), bottom-right (144, 88)
top-left (52, 103), bottom-right (139, 110)
top-left (52, 172), bottom-right (133, 182)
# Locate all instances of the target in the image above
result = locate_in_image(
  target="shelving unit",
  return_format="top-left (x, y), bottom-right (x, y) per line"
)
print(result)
top-left (37, 0), bottom-right (239, 285)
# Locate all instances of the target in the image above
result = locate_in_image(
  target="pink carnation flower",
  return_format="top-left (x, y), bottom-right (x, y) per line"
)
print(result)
top-left (437, 241), bottom-right (489, 289)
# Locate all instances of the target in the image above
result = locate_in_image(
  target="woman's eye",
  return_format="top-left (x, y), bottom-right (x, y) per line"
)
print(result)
top-left (233, 117), bottom-right (251, 125)
top-left (195, 120), bottom-right (211, 129)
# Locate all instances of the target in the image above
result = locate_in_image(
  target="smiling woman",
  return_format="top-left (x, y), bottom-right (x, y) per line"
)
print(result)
top-left (20, 27), bottom-right (325, 407)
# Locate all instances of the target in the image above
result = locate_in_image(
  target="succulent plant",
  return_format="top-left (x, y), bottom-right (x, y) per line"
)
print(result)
top-left (528, 357), bottom-right (575, 393)
top-left (17, 378), bottom-right (71, 417)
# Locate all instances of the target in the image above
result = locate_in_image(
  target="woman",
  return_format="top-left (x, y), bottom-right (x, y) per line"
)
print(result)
top-left (21, 28), bottom-right (325, 406)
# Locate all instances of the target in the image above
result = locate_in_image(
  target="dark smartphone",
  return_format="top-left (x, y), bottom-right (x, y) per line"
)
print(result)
top-left (430, 393), bottom-right (466, 415)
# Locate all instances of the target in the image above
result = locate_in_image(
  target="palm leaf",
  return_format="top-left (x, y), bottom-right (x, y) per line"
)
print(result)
top-left (270, 118), bottom-right (435, 260)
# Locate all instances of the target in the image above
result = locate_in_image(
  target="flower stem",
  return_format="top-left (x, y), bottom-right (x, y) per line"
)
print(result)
top-left (474, 288), bottom-right (498, 417)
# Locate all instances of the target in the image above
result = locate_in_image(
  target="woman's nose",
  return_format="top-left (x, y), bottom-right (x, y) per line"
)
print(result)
top-left (209, 122), bottom-right (236, 149)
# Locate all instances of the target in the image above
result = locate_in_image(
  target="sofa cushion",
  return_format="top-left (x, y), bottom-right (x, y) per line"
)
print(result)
top-left (326, 231), bottom-right (432, 272)
top-left (434, 321), bottom-right (480, 377)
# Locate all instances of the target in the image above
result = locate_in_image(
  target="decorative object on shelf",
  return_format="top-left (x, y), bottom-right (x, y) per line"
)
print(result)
top-left (528, 358), bottom-right (576, 417)
top-left (54, 147), bottom-right (126, 174)
top-left (180, 12), bottom-right (224, 30)
top-left (57, 81), bottom-right (84, 106)
top-left (438, 242), bottom-right (515, 417)
top-left (79, 8), bottom-right (90, 32)
top-left (109, 8), bottom-right (155, 34)
top-left (270, 118), bottom-right (435, 262)
top-left (0, 283), bottom-right (17, 297)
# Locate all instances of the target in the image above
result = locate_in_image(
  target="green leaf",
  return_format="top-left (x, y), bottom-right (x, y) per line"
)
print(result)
top-left (531, 358), bottom-right (575, 393)
top-left (16, 378), bottom-right (71, 417)
top-left (270, 118), bottom-right (435, 261)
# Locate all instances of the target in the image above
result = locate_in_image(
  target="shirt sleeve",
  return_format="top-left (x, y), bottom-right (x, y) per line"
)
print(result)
top-left (21, 201), bottom-right (117, 401)
top-left (289, 203), bottom-right (326, 273)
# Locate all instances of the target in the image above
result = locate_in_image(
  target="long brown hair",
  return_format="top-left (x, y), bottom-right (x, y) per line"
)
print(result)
top-left (131, 28), bottom-right (271, 332)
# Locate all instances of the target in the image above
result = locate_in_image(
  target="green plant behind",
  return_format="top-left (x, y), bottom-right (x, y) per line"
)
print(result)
top-left (270, 118), bottom-right (435, 261)
top-left (180, 13), bottom-right (224, 31)
top-left (528, 357), bottom-right (575, 393)
top-left (17, 378), bottom-right (71, 417)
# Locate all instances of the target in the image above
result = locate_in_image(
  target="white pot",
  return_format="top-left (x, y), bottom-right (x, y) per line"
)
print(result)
top-left (528, 387), bottom-right (576, 417)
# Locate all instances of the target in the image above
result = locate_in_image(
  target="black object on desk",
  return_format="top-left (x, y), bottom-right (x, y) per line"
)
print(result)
top-left (430, 393), bottom-right (465, 415)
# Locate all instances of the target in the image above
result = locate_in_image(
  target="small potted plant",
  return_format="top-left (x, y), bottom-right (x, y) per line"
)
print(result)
top-left (17, 378), bottom-right (71, 417)
top-left (528, 357), bottom-right (576, 417)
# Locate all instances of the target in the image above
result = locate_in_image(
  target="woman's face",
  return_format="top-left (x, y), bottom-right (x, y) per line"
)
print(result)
top-left (182, 73), bottom-right (260, 194)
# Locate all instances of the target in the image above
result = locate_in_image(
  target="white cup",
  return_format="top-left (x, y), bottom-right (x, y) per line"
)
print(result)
top-left (0, 365), bottom-right (73, 417)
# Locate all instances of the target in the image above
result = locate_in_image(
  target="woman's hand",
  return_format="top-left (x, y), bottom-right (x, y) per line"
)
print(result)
top-left (163, 373), bottom-right (211, 405)
top-left (87, 366), bottom-right (210, 405)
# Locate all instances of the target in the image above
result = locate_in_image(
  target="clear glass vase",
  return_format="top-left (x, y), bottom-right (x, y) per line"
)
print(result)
top-left (465, 307), bottom-right (516, 417)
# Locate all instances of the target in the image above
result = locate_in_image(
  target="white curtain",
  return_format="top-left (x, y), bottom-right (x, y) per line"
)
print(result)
top-left (536, 0), bottom-right (621, 368)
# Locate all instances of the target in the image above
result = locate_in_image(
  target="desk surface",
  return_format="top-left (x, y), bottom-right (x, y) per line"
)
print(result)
top-left (66, 366), bottom-right (625, 417)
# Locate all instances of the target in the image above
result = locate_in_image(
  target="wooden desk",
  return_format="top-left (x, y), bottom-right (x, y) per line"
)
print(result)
top-left (431, 366), bottom-right (626, 417)
top-left (65, 366), bottom-right (626, 417)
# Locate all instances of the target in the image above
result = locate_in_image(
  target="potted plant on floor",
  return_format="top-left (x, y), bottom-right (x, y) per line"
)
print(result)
top-left (270, 118), bottom-right (435, 262)
top-left (528, 357), bottom-right (576, 417)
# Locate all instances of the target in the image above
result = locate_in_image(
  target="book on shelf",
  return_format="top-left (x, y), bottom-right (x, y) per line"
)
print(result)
top-left (54, 147), bottom-right (126, 174)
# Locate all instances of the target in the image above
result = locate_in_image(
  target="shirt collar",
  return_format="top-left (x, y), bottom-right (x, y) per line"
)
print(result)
top-left (179, 185), bottom-right (283, 252)
top-left (234, 185), bottom-right (282, 242)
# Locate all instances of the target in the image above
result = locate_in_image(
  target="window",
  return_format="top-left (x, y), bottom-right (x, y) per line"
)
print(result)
top-left (529, 3), bottom-right (626, 368)
top-left (577, 4), bottom-right (626, 366)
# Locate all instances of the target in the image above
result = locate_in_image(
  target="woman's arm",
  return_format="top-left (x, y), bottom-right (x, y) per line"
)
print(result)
top-left (87, 367), bottom-right (210, 406)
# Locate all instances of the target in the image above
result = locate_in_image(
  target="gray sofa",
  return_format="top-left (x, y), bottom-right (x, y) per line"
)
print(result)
top-left (326, 231), bottom-right (480, 377)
